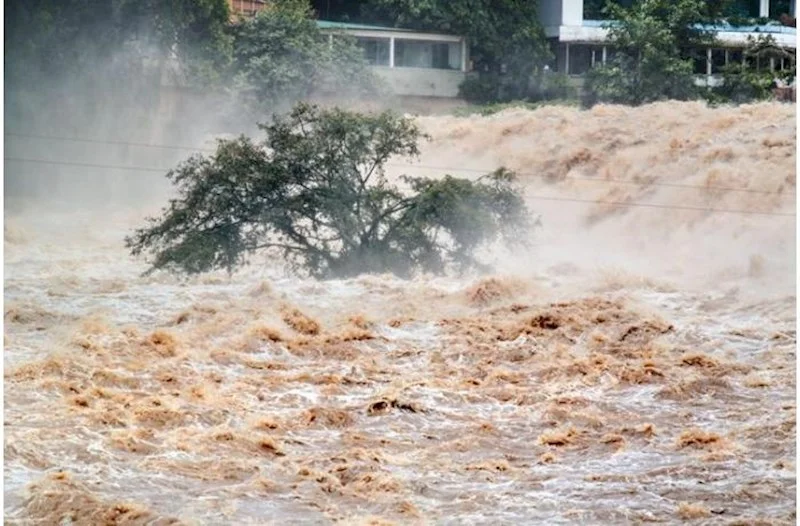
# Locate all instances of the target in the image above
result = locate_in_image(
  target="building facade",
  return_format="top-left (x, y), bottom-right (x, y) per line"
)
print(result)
top-left (539, 0), bottom-right (797, 83)
top-left (227, 0), bottom-right (269, 18)
top-left (317, 21), bottom-right (469, 98)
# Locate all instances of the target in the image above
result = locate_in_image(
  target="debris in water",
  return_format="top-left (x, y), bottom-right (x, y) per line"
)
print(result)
top-left (677, 502), bottom-right (712, 519)
top-left (281, 306), bottom-right (322, 335)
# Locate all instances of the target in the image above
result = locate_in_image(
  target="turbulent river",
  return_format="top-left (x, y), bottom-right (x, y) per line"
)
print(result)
top-left (4, 101), bottom-right (796, 525)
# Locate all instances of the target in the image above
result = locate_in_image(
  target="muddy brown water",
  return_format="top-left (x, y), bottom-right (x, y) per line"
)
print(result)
top-left (4, 101), bottom-right (796, 525)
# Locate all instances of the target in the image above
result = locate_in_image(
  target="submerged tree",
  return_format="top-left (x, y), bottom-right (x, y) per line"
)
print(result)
top-left (126, 104), bottom-right (532, 279)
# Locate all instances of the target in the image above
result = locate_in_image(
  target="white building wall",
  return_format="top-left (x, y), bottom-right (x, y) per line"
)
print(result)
top-left (372, 67), bottom-right (466, 98)
top-left (323, 27), bottom-right (468, 98)
top-left (557, 24), bottom-right (797, 50)
top-left (561, 0), bottom-right (584, 27)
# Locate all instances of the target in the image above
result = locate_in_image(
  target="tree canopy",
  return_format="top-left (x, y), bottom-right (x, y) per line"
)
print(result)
top-left (229, 2), bottom-right (378, 115)
top-left (5, 0), bottom-right (234, 133)
top-left (127, 104), bottom-right (532, 278)
top-left (5, 0), bottom-right (232, 88)
top-left (584, 0), bottom-right (717, 105)
top-left (711, 35), bottom-right (797, 103)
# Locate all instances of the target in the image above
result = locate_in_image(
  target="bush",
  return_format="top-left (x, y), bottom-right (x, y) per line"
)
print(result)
top-left (707, 35), bottom-right (796, 104)
top-left (536, 73), bottom-right (576, 101)
top-left (127, 103), bottom-right (533, 279)
top-left (459, 74), bottom-right (503, 104)
top-left (712, 63), bottom-right (775, 103)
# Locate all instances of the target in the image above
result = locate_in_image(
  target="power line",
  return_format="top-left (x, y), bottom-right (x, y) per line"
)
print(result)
top-left (388, 163), bottom-right (788, 196)
top-left (522, 195), bottom-right (795, 217)
top-left (5, 132), bottom-right (215, 153)
top-left (4, 156), bottom-right (794, 218)
top-left (7, 131), bottom-right (792, 197)
top-left (5, 157), bottom-right (168, 173)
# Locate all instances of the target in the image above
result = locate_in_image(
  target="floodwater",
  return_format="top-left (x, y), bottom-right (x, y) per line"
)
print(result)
top-left (4, 101), bottom-right (796, 524)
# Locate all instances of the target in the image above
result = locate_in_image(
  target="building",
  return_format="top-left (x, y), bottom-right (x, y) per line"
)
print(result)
top-left (539, 0), bottom-right (797, 83)
top-left (228, 0), bottom-right (269, 18)
top-left (317, 21), bottom-right (469, 98)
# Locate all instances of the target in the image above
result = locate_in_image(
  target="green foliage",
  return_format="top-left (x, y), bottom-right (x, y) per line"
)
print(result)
top-left (127, 104), bottom-right (532, 279)
top-left (5, 0), bottom-right (232, 88)
top-left (535, 73), bottom-right (578, 101)
top-left (362, 0), bottom-right (551, 102)
top-left (584, 0), bottom-right (716, 105)
top-left (708, 35), bottom-right (797, 104)
top-left (584, 0), bottom-right (634, 20)
top-left (229, 3), bottom-right (379, 114)
top-left (709, 63), bottom-right (775, 102)
top-left (5, 0), bottom-right (233, 132)
top-left (585, 0), bottom-right (733, 21)
top-left (458, 75), bottom-right (503, 104)
top-left (122, 0), bottom-right (233, 85)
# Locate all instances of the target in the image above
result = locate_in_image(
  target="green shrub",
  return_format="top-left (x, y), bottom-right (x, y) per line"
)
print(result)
top-left (459, 74), bottom-right (503, 104)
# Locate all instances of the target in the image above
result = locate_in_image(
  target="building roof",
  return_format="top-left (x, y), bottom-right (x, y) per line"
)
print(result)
top-left (315, 20), bottom-right (462, 38)
top-left (316, 20), bottom-right (417, 32)
top-left (582, 18), bottom-right (796, 35)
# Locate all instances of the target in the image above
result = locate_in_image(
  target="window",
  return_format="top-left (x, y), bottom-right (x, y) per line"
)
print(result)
top-left (745, 53), bottom-right (761, 70)
top-left (724, 0), bottom-right (762, 18)
top-left (394, 39), bottom-right (462, 70)
top-left (584, 0), bottom-right (635, 20)
top-left (688, 49), bottom-right (709, 75)
top-left (553, 43), bottom-right (567, 73)
top-left (727, 49), bottom-right (744, 66)
top-left (775, 55), bottom-right (796, 71)
top-left (590, 46), bottom-right (605, 67)
top-left (769, 0), bottom-right (792, 19)
top-left (357, 37), bottom-right (390, 66)
top-left (711, 49), bottom-right (726, 74)
top-left (781, 50), bottom-right (797, 70)
top-left (568, 45), bottom-right (592, 75)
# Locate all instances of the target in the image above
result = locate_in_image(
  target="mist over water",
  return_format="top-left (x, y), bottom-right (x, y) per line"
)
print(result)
top-left (4, 100), bottom-right (796, 524)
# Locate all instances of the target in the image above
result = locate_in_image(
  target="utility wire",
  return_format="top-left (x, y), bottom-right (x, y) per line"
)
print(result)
top-left (5, 132), bottom-right (787, 195)
top-left (5, 132), bottom-right (215, 153)
top-left (520, 195), bottom-right (795, 217)
top-left (7, 131), bottom-right (792, 196)
top-left (389, 162), bottom-right (787, 196)
top-left (4, 156), bottom-right (794, 218)
top-left (5, 157), bottom-right (167, 173)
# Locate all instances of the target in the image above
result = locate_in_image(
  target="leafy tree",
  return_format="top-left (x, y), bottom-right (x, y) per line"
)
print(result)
top-left (126, 104), bottom-right (532, 278)
top-left (584, 0), bottom-right (717, 105)
top-left (584, 0), bottom-right (732, 21)
top-left (229, 1), bottom-right (379, 115)
top-left (5, 0), bottom-right (232, 133)
top-left (5, 0), bottom-right (232, 89)
top-left (359, 0), bottom-right (551, 102)
top-left (121, 0), bottom-right (233, 85)
top-left (710, 35), bottom-right (796, 103)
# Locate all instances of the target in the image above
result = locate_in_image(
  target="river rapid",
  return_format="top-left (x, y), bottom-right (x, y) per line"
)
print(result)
top-left (4, 101), bottom-right (796, 525)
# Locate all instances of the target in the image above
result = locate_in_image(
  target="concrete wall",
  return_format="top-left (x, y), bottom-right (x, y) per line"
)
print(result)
top-left (558, 24), bottom-right (797, 49)
top-left (562, 0), bottom-right (585, 26)
top-left (372, 66), bottom-right (466, 98)
top-left (539, 0), bottom-right (585, 36)
top-left (539, 0), bottom-right (564, 30)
